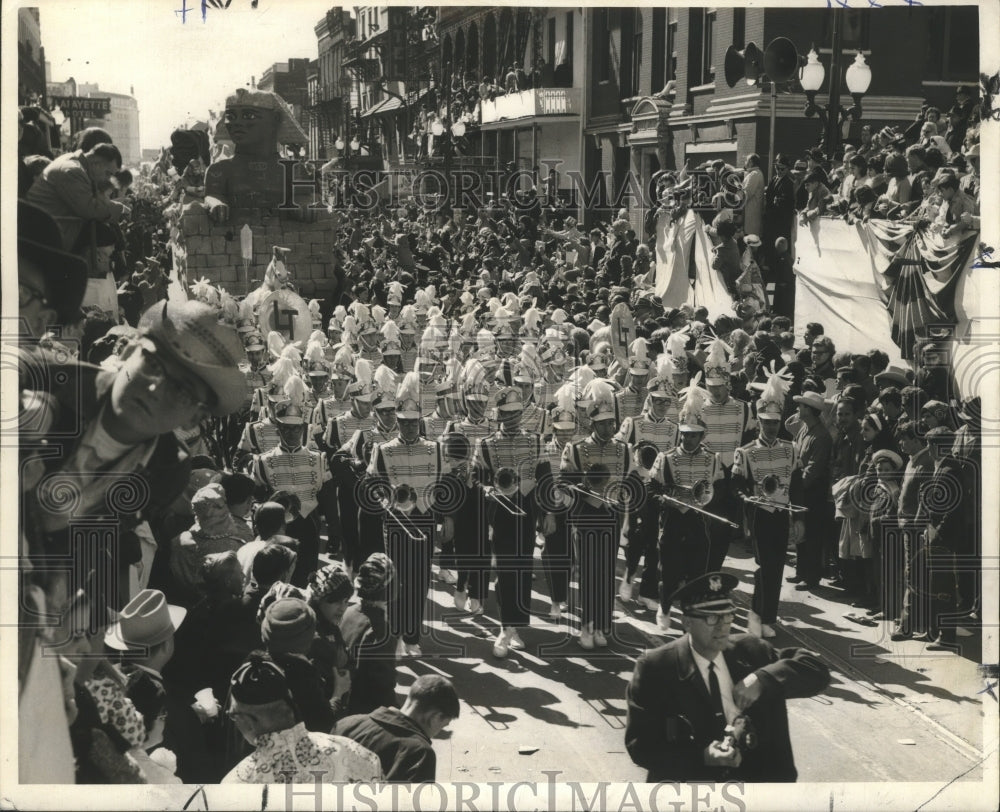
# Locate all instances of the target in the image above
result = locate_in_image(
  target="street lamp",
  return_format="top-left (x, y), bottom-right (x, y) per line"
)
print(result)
top-left (798, 9), bottom-right (873, 153)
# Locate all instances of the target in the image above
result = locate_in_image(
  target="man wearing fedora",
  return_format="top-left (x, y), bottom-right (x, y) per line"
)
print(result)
top-left (625, 572), bottom-right (830, 782)
top-left (20, 300), bottom-right (248, 610)
top-left (107, 589), bottom-right (187, 748)
top-left (788, 390), bottom-right (834, 590)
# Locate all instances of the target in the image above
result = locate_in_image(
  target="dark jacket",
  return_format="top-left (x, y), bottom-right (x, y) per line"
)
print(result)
top-left (625, 634), bottom-right (830, 782)
top-left (340, 602), bottom-right (398, 715)
top-left (335, 707), bottom-right (435, 782)
top-left (19, 354), bottom-right (191, 607)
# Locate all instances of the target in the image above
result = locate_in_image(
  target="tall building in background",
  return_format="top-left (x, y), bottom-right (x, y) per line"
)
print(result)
top-left (307, 7), bottom-right (353, 160)
top-left (18, 7), bottom-right (46, 105)
top-left (258, 58), bottom-right (311, 135)
top-left (102, 91), bottom-right (141, 166)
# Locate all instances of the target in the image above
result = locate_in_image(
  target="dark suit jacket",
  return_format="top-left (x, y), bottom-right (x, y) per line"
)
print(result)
top-left (625, 634), bottom-right (830, 782)
top-left (335, 707), bottom-right (435, 782)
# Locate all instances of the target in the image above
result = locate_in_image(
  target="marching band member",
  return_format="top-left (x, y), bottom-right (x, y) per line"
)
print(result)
top-left (439, 430), bottom-right (487, 615)
top-left (421, 358), bottom-right (460, 441)
top-left (398, 305), bottom-right (419, 372)
top-left (732, 367), bottom-right (803, 638)
top-left (516, 359), bottom-right (550, 438)
top-left (615, 338), bottom-right (652, 421)
top-left (312, 344), bottom-right (354, 448)
top-left (473, 382), bottom-right (545, 658)
top-left (323, 358), bottom-right (376, 455)
top-left (241, 331), bottom-right (271, 419)
top-left (650, 378), bottom-right (724, 632)
top-left (251, 374), bottom-right (333, 586)
top-left (327, 304), bottom-right (347, 345)
top-left (617, 354), bottom-right (680, 452)
top-left (444, 358), bottom-right (494, 446)
top-left (378, 320), bottom-right (404, 375)
top-left (560, 379), bottom-right (635, 650)
top-left (536, 330), bottom-right (570, 409)
top-left (664, 331), bottom-right (691, 423)
top-left (700, 338), bottom-right (757, 571)
top-left (303, 340), bottom-right (331, 413)
top-left (568, 366), bottom-right (597, 442)
top-left (539, 385), bottom-right (577, 621)
top-left (238, 355), bottom-right (301, 463)
top-left (366, 372), bottom-right (446, 658)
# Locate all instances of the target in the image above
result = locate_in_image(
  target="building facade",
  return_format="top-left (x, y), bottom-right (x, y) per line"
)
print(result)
top-left (582, 5), bottom-right (980, 229)
top-left (307, 7), bottom-right (353, 160)
top-left (18, 7), bottom-right (46, 105)
top-left (258, 58), bottom-right (311, 149)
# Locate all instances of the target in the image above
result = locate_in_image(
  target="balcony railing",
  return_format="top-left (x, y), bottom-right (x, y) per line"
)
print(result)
top-left (480, 87), bottom-right (581, 124)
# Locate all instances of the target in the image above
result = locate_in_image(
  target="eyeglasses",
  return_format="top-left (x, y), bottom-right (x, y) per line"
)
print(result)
top-left (19, 283), bottom-right (50, 309)
top-left (689, 611), bottom-right (736, 626)
top-left (138, 346), bottom-right (209, 410)
top-left (223, 109), bottom-right (265, 123)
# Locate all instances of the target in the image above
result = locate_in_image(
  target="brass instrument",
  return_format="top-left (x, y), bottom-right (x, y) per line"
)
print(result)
top-left (658, 477), bottom-right (739, 528)
top-left (634, 441), bottom-right (660, 474)
top-left (742, 474), bottom-right (809, 514)
top-left (483, 467), bottom-right (528, 517)
top-left (562, 463), bottom-right (625, 507)
top-left (672, 478), bottom-right (714, 507)
top-left (372, 482), bottom-right (428, 541)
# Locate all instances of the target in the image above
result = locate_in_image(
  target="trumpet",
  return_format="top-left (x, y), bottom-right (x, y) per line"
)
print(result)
top-left (373, 482), bottom-right (427, 541)
top-left (483, 467), bottom-right (528, 517)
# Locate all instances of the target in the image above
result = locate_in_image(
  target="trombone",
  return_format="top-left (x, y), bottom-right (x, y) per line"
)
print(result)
top-left (657, 479), bottom-right (739, 529)
top-left (741, 474), bottom-right (809, 514)
top-left (373, 482), bottom-right (428, 542)
top-left (483, 467), bottom-right (528, 517)
top-left (560, 463), bottom-right (626, 508)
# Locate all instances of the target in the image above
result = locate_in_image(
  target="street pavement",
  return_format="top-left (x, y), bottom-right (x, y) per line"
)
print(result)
top-left (374, 538), bottom-right (988, 786)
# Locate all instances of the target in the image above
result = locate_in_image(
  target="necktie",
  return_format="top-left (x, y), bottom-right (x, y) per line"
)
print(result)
top-left (708, 662), bottom-right (727, 736)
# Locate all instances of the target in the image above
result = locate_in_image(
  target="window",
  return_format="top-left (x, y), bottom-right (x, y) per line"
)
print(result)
top-left (732, 8), bottom-right (745, 50)
top-left (924, 6), bottom-right (979, 82)
top-left (822, 9), bottom-right (869, 51)
top-left (595, 9), bottom-right (611, 82)
top-left (702, 9), bottom-right (716, 84)
top-left (548, 17), bottom-right (556, 66)
top-left (667, 21), bottom-right (677, 85)
top-left (630, 9), bottom-right (643, 97)
top-left (652, 8), bottom-right (665, 91)
top-left (565, 11), bottom-right (574, 76)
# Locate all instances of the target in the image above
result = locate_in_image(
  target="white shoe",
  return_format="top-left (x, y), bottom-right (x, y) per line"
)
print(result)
top-left (656, 608), bottom-right (672, 632)
top-left (439, 569), bottom-right (457, 585)
top-left (548, 603), bottom-right (563, 622)
top-left (454, 590), bottom-right (468, 611)
top-left (492, 630), bottom-right (509, 658)
top-left (507, 629), bottom-right (525, 650)
top-left (762, 624), bottom-right (776, 639)
top-left (395, 638), bottom-right (406, 657)
top-left (638, 596), bottom-right (659, 611)
top-left (579, 628), bottom-right (595, 650)
top-left (404, 643), bottom-right (423, 657)
top-left (747, 611), bottom-right (763, 638)
top-left (594, 630), bottom-right (608, 648)
top-left (618, 579), bottom-right (634, 602)
top-left (468, 598), bottom-right (484, 616)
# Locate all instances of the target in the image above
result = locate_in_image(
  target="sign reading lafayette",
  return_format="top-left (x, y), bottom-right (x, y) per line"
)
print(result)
top-left (49, 96), bottom-right (112, 116)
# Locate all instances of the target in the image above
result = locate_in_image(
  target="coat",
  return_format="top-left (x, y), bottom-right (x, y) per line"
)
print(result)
top-left (334, 707), bottom-right (436, 782)
top-left (625, 634), bottom-right (830, 782)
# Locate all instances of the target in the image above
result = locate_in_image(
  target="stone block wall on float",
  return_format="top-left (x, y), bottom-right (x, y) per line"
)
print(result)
top-left (173, 206), bottom-right (343, 298)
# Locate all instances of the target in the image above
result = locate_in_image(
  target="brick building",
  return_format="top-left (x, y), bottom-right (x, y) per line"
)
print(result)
top-left (581, 5), bottom-right (980, 229)
top-left (307, 7), bottom-right (353, 160)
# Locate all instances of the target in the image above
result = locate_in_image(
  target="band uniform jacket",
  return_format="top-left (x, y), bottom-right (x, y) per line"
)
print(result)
top-left (617, 412), bottom-right (680, 453)
top-left (252, 442), bottom-right (330, 518)
top-left (368, 436), bottom-right (443, 515)
top-left (474, 428), bottom-right (544, 497)
top-left (701, 397), bottom-right (756, 468)
top-left (625, 634), bottom-right (830, 782)
top-left (325, 410), bottom-right (374, 455)
top-left (652, 445), bottom-right (723, 513)
top-left (421, 410), bottom-right (450, 441)
top-left (731, 437), bottom-right (801, 513)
